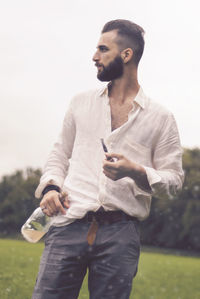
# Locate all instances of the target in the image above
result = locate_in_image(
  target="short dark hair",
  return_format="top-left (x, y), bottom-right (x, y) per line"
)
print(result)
top-left (102, 19), bottom-right (145, 65)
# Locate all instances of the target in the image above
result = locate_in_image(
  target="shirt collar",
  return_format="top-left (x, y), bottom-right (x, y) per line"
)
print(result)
top-left (98, 83), bottom-right (146, 109)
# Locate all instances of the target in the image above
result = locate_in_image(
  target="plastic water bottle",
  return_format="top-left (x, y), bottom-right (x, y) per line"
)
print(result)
top-left (21, 192), bottom-right (67, 243)
top-left (21, 207), bottom-right (52, 243)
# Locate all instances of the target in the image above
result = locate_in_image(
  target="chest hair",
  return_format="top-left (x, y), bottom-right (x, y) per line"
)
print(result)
top-left (110, 100), bottom-right (134, 131)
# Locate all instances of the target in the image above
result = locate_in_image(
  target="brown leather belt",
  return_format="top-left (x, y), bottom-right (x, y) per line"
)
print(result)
top-left (78, 208), bottom-right (138, 246)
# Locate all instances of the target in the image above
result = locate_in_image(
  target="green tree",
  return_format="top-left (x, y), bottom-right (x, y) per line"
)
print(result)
top-left (0, 168), bottom-right (41, 236)
top-left (141, 148), bottom-right (200, 251)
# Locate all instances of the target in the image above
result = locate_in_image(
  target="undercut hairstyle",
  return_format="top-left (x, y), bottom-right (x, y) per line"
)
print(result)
top-left (102, 19), bottom-right (145, 66)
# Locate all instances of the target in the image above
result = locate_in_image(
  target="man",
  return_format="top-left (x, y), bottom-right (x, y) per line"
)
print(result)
top-left (32, 19), bottom-right (184, 299)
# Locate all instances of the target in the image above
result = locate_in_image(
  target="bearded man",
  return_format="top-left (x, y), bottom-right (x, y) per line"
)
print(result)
top-left (32, 19), bottom-right (184, 299)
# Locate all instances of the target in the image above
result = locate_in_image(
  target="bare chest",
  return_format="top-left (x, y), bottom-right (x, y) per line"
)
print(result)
top-left (110, 101), bottom-right (133, 131)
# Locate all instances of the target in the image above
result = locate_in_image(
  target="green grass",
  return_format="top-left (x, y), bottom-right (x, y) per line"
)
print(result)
top-left (0, 239), bottom-right (199, 299)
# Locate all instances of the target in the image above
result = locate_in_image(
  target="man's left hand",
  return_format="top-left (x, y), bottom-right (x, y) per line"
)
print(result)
top-left (103, 152), bottom-right (151, 192)
top-left (103, 152), bottom-right (139, 181)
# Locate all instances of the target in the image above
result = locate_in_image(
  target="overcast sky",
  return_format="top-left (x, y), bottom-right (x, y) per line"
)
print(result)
top-left (0, 0), bottom-right (200, 178)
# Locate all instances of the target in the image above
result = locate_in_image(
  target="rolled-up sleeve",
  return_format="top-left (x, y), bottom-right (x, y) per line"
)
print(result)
top-left (143, 113), bottom-right (184, 200)
top-left (35, 101), bottom-right (76, 198)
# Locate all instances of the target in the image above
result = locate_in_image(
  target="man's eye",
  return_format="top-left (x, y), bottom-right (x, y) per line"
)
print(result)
top-left (100, 47), bottom-right (108, 52)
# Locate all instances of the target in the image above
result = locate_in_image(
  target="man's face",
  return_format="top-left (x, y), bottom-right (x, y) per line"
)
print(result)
top-left (93, 30), bottom-right (124, 81)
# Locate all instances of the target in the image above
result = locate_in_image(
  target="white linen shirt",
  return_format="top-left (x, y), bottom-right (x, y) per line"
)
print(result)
top-left (35, 86), bottom-right (184, 226)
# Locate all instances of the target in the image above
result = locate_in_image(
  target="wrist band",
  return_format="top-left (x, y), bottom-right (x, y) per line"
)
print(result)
top-left (42, 184), bottom-right (60, 196)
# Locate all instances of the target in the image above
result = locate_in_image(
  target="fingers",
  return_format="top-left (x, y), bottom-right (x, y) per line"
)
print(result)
top-left (102, 153), bottom-right (130, 181)
top-left (54, 195), bottom-right (67, 216)
top-left (103, 169), bottom-right (118, 181)
top-left (62, 199), bottom-right (70, 209)
top-left (103, 160), bottom-right (121, 181)
top-left (59, 192), bottom-right (70, 209)
top-left (45, 198), bottom-right (57, 216)
top-left (105, 152), bottom-right (123, 161)
top-left (40, 190), bottom-right (69, 217)
top-left (103, 153), bottom-right (122, 170)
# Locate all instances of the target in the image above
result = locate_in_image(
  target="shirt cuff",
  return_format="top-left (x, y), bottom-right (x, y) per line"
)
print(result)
top-left (132, 180), bottom-right (152, 198)
top-left (143, 166), bottom-right (162, 187)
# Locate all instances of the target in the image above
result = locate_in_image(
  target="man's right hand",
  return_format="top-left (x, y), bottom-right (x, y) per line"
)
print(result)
top-left (40, 190), bottom-right (69, 217)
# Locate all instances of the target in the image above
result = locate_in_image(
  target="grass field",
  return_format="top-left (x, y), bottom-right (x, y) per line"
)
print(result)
top-left (0, 239), bottom-right (199, 299)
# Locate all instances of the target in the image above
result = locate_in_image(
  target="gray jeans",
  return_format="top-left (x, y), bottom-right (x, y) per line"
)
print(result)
top-left (32, 218), bottom-right (140, 299)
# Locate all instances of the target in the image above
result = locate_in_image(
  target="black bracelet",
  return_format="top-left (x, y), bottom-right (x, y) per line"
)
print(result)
top-left (42, 184), bottom-right (60, 196)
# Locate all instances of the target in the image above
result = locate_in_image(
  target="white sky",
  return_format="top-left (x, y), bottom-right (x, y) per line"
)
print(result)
top-left (0, 0), bottom-right (200, 178)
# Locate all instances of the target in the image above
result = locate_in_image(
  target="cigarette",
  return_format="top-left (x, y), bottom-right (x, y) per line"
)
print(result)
top-left (100, 138), bottom-right (114, 161)
top-left (100, 138), bottom-right (108, 153)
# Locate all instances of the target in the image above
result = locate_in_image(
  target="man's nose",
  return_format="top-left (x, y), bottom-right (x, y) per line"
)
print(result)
top-left (92, 51), bottom-right (99, 62)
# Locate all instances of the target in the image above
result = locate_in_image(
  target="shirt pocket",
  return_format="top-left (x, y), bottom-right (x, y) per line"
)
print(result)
top-left (122, 138), bottom-right (152, 166)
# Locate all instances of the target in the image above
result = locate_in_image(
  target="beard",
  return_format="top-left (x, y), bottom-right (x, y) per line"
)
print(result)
top-left (97, 56), bottom-right (124, 82)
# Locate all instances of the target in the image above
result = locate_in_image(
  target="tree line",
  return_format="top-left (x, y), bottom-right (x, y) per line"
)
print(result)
top-left (0, 148), bottom-right (199, 251)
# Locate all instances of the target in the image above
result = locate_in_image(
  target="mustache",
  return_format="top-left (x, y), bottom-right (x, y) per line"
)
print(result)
top-left (95, 63), bottom-right (103, 67)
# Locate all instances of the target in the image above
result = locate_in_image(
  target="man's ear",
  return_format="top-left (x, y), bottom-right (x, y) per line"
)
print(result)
top-left (121, 48), bottom-right (133, 63)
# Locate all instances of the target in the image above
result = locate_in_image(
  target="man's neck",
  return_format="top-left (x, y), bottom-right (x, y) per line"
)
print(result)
top-left (108, 68), bottom-right (140, 104)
